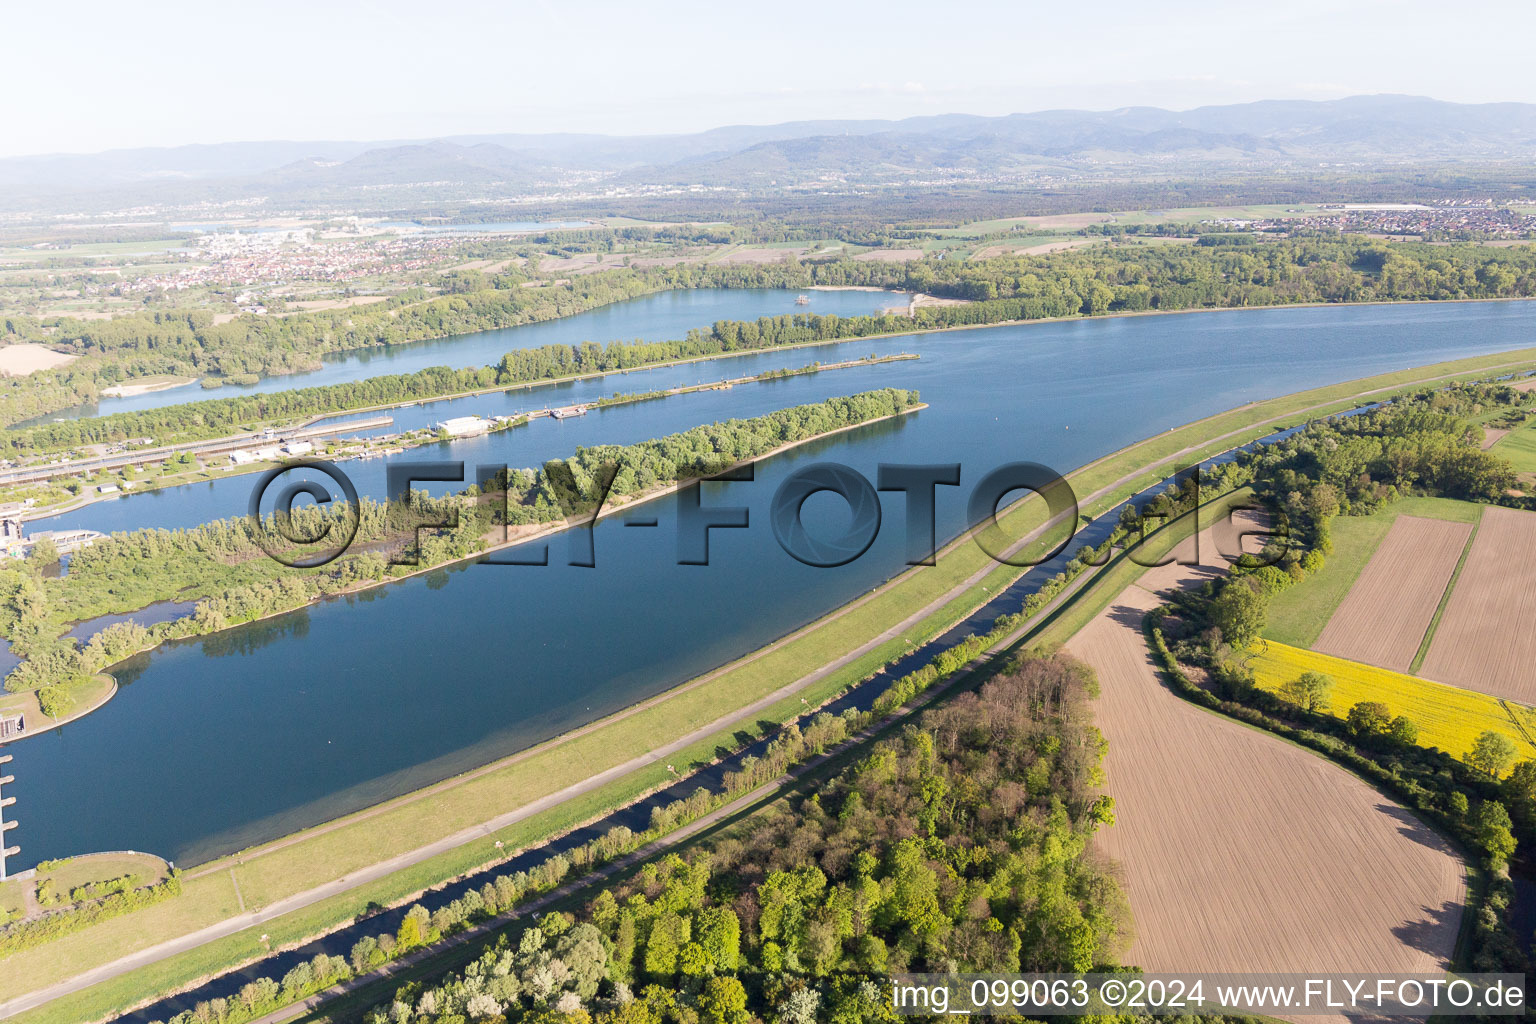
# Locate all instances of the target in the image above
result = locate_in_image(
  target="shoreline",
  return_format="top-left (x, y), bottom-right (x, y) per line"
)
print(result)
top-left (10, 288), bottom-right (1532, 432)
top-left (18, 321), bottom-right (1536, 750)
top-left (0, 675), bottom-right (118, 744)
top-left (5, 350), bottom-right (1535, 1017)
top-left (8, 291), bottom-right (1536, 494)
top-left (59, 402), bottom-right (929, 719)
top-left (99, 377), bottom-right (199, 399)
top-left (15, 352), bottom-right (918, 525)
top-left (50, 342), bottom-right (1536, 865)
top-left (22, 327), bottom-right (1536, 757)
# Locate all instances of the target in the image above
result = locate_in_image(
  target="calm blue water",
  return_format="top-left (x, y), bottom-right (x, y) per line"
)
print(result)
top-left (124, 452), bottom-right (1258, 1024)
top-left (61, 600), bottom-right (198, 644)
top-left (23, 288), bottom-right (910, 424)
top-left (8, 298), bottom-right (1536, 867)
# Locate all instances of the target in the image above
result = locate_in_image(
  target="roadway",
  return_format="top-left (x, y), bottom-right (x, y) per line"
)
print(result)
top-left (0, 417), bottom-right (393, 488)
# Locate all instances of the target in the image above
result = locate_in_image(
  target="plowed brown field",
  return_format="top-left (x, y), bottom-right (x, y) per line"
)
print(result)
top-left (1420, 505), bottom-right (1536, 701)
top-left (1136, 508), bottom-right (1271, 595)
top-left (1315, 515), bottom-right (1473, 672)
top-left (1068, 580), bottom-right (1464, 981)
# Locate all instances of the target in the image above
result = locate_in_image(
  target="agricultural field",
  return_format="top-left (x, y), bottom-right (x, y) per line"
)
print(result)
top-left (1264, 497), bottom-right (1485, 648)
top-left (938, 204), bottom-right (1330, 236)
top-left (1491, 420), bottom-right (1536, 474)
top-left (1250, 641), bottom-right (1536, 766)
top-left (1070, 583), bottom-right (1464, 975)
top-left (1313, 515), bottom-right (1473, 672)
top-left (0, 344), bottom-right (76, 377)
top-left (0, 239), bottom-right (186, 259)
top-left (927, 216), bottom-right (1076, 237)
top-left (1136, 507), bottom-right (1272, 595)
top-left (1419, 505), bottom-right (1536, 701)
top-left (970, 237), bottom-right (1103, 259)
top-left (1106, 203), bottom-right (1333, 226)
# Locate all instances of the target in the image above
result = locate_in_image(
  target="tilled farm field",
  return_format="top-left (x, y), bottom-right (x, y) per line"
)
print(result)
top-left (1134, 509), bottom-right (1271, 594)
top-left (1420, 506), bottom-right (1536, 701)
top-left (1069, 581), bottom-right (1465, 980)
top-left (1314, 514), bottom-right (1474, 672)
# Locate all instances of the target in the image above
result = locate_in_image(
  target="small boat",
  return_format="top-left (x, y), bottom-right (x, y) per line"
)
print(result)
top-left (795, 294), bottom-right (810, 305)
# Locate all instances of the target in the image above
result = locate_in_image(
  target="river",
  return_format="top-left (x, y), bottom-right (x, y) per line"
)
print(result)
top-left (8, 298), bottom-right (1536, 868)
top-left (19, 287), bottom-right (912, 424)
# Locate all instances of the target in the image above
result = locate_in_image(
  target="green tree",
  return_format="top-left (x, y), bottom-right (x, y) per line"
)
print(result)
top-left (1345, 701), bottom-right (1391, 738)
top-left (1208, 578), bottom-right (1267, 648)
top-left (1387, 715), bottom-right (1419, 747)
top-left (1468, 731), bottom-right (1518, 779)
top-left (396, 904), bottom-right (430, 950)
top-left (24, 535), bottom-right (58, 570)
top-left (1501, 760), bottom-right (1536, 812)
top-left (1471, 800), bottom-right (1518, 867)
top-left (36, 686), bottom-right (68, 718)
top-left (696, 976), bottom-right (750, 1024)
top-left (643, 913), bottom-right (689, 977)
top-left (1279, 671), bottom-right (1333, 713)
top-left (695, 905), bottom-right (741, 972)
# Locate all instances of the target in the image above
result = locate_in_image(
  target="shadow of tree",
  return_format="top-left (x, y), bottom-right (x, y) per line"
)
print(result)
top-left (1377, 802), bottom-right (1457, 855)
top-left (1108, 601), bottom-right (1150, 630)
top-left (1392, 897), bottom-right (1462, 960)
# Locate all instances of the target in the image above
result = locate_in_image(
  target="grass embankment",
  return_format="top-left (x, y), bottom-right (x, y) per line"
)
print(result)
top-left (0, 675), bottom-right (115, 735)
top-left (1249, 641), bottom-right (1536, 767)
top-left (10, 347), bottom-right (1536, 1024)
top-left (0, 853), bottom-right (169, 928)
top-left (1022, 488), bottom-right (1258, 651)
top-left (1263, 497), bottom-right (1487, 648)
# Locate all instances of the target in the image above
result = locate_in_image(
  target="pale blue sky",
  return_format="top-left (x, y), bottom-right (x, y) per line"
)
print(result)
top-left (8, 0), bottom-right (1535, 157)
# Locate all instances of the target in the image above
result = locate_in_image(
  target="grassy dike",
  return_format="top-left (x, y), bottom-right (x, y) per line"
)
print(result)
top-left (252, 487), bottom-right (1260, 1024)
top-left (9, 344), bottom-right (1536, 1024)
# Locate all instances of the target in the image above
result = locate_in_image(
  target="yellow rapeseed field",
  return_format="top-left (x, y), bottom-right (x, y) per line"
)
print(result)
top-left (1249, 641), bottom-right (1536, 765)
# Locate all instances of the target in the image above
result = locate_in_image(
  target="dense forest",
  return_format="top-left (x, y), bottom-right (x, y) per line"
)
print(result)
top-left (0, 390), bottom-right (920, 696)
top-left (333, 650), bottom-right (1126, 1024)
top-left (894, 236), bottom-right (1536, 307)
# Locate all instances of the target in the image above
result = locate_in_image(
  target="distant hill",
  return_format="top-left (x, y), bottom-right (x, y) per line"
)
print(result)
top-left (5, 95), bottom-right (1536, 211)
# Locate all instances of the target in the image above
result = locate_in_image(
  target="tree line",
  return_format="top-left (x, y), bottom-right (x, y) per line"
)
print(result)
top-left (329, 651), bottom-right (1126, 1024)
top-left (8, 234), bottom-right (1536, 436)
top-left (1149, 382), bottom-right (1533, 978)
top-left (1, 391), bottom-right (920, 694)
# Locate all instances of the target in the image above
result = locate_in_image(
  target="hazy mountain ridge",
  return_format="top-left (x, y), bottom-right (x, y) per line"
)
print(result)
top-left (4, 95), bottom-right (1535, 210)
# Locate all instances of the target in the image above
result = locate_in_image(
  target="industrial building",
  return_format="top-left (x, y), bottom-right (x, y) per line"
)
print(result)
top-left (437, 416), bottom-right (489, 437)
